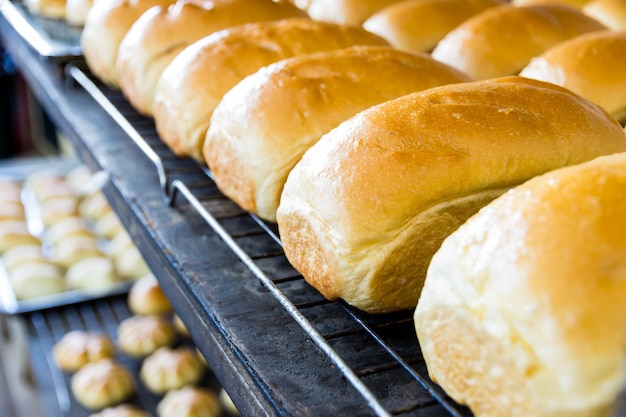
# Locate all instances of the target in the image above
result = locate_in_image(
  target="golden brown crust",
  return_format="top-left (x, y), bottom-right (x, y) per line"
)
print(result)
top-left (583, 0), bottom-right (626, 30)
top-left (431, 4), bottom-right (606, 80)
top-left (520, 30), bottom-right (626, 122)
top-left (362, 0), bottom-right (504, 53)
top-left (128, 274), bottom-right (173, 315)
top-left (276, 76), bottom-right (626, 313)
top-left (157, 386), bottom-right (221, 417)
top-left (512, 0), bottom-right (590, 8)
top-left (115, 0), bottom-right (305, 116)
top-left (81, 0), bottom-right (176, 88)
top-left (117, 315), bottom-right (176, 357)
top-left (140, 347), bottom-right (205, 394)
top-left (24, 0), bottom-right (66, 19)
top-left (415, 152), bottom-right (626, 417)
top-left (204, 45), bottom-right (471, 222)
top-left (53, 331), bottom-right (115, 372)
top-left (299, 0), bottom-right (407, 25)
top-left (71, 360), bottom-right (135, 410)
top-left (153, 17), bottom-right (388, 162)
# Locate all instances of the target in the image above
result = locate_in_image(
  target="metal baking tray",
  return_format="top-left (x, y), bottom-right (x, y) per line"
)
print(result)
top-left (67, 63), bottom-right (474, 416)
top-left (0, 0), bottom-right (81, 61)
top-left (0, 157), bottom-right (134, 315)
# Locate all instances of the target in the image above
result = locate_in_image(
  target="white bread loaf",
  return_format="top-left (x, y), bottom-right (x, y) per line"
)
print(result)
top-left (290, 0), bottom-right (406, 25)
top-left (204, 46), bottom-right (471, 222)
top-left (276, 76), bottom-right (626, 314)
top-left (115, 0), bottom-right (305, 116)
top-left (153, 18), bottom-right (388, 162)
top-left (415, 152), bottom-right (626, 417)
top-left (81, 0), bottom-right (176, 89)
top-left (520, 30), bottom-right (626, 123)
top-left (431, 4), bottom-right (605, 80)
top-left (583, 0), bottom-right (626, 30)
top-left (362, 0), bottom-right (504, 53)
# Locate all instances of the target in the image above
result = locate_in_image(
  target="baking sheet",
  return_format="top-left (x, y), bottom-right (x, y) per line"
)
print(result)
top-left (0, 0), bottom-right (82, 60)
top-left (0, 157), bottom-right (135, 315)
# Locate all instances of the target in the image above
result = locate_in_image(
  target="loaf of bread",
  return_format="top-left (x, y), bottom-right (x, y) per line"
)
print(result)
top-left (362, 0), bottom-right (503, 53)
top-left (583, 0), bottom-right (626, 30)
top-left (205, 46), bottom-right (471, 222)
top-left (276, 76), bottom-right (626, 313)
top-left (81, 0), bottom-right (176, 89)
top-left (431, 4), bottom-right (605, 80)
top-left (415, 152), bottom-right (626, 417)
top-left (153, 17), bottom-right (388, 162)
top-left (291, 0), bottom-right (406, 25)
top-left (520, 30), bottom-right (626, 123)
top-left (116, 0), bottom-right (305, 116)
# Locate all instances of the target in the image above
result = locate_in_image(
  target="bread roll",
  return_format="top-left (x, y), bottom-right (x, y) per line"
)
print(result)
top-left (0, 201), bottom-right (25, 222)
top-left (78, 192), bottom-right (112, 220)
top-left (520, 30), bottom-right (626, 123)
top-left (205, 46), bottom-right (471, 222)
top-left (9, 262), bottom-right (65, 300)
top-left (53, 331), bottom-right (115, 372)
top-left (70, 360), bottom-right (135, 410)
top-left (140, 347), bottom-right (205, 394)
top-left (46, 216), bottom-right (94, 245)
top-left (53, 235), bottom-right (104, 268)
top-left (2, 244), bottom-right (46, 271)
top-left (128, 274), bottom-right (173, 315)
top-left (117, 315), bottom-right (176, 357)
top-left (294, 0), bottom-right (407, 25)
top-left (583, 0), bottom-right (626, 30)
top-left (153, 18), bottom-right (388, 162)
top-left (40, 197), bottom-right (79, 227)
top-left (362, 0), bottom-right (503, 53)
top-left (66, 0), bottom-right (93, 26)
top-left (81, 0), bottom-right (177, 88)
top-left (157, 387), bottom-right (222, 417)
top-left (414, 152), bottom-right (626, 417)
top-left (512, 0), bottom-right (589, 8)
top-left (66, 256), bottom-right (120, 292)
top-left (0, 220), bottom-right (40, 254)
top-left (116, 0), bottom-right (306, 116)
top-left (431, 4), bottom-right (605, 80)
top-left (88, 404), bottom-right (150, 417)
top-left (24, 0), bottom-right (66, 19)
top-left (93, 211), bottom-right (123, 239)
top-left (276, 76), bottom-right (626, 313)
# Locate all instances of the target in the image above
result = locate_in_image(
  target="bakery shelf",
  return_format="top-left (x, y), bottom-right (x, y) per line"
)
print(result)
top-left (0, 10), bottom-right (473, 417)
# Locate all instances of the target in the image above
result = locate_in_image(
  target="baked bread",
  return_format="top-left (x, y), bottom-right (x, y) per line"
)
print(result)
top-left (157, 386), bottom-right (222, 417)
top-left (93, 211), bottom-right (124, 239)
top-left (204, 45), bottom-right (471, 222)
top-left (414, 152), bottom-right (626, 417)
top-left (117, 315), bottom-right (176, 357)
top-left (66, 256), bottom-right (120, 292)
top-left (363, 0), bottom-right (504, 53)
top-left (512, 0), bottom-right (590, 8)
top-left (520, 30), bottom-right (626, 123)
top-left (0, 220), bottom-right (40, 254)
top-left (46, 216), bottom-right (94, 245)
top-left (583, 0), bottom-right (626, 30)
top-left (293, 0), bottom-right (407, 25)
top-left (114, 245), bottom-right (150, 280)
top-left (276, 76), bottom-right (626, 313)
top-left (153, 17), bottom-right (388, 162)
top-left (2, 244), bottom-right (47, 271)
top-left (81, 0), bottom-right (177, 88)
top-left (0, 178), bottom-right (22, 203)
top-left (40, 197), bottom-right (79, 227)
top-left (66, 0), bottom-right (94, 26)
top-left (53, 331), bottom-right (115, 372)
top-left (53, 235), bottom-right (104, 268)
top-left (140, 347), bottom-right (205, 394)
top-left (0, 201), bottom-right (25, 222)
top-left (88, 404), bottom-right (150, 417)
top-left (115, 0), bottom-right (306, 116)
top-left (24, 0), bottom-right (66, 19)
top-left (9, 262), bottom-right (65, 300)
top-left (128, 274), bottom-right (173, 315)
top-left (78, 192), bottom-right (112, 220)
top-left (70, 359), bottom-right (135, 410)
top-left (431, 3), bottom-right (605, 80)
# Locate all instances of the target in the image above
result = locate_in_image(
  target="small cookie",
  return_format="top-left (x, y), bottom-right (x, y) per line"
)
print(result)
top-left (117, 315), bottom-right (176, 357)
top-left (71, 359), bottom-right (135, 410)
top-left (157, 386), bottom-right (222, 417)
top-left (140, 347), bottom-right (205, 395)
top-left (53, 330), bottom-right (115, 372)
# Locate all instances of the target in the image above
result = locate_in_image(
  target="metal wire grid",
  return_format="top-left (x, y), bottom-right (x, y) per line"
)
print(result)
top-left (66, 64), bottom-right (473, 417)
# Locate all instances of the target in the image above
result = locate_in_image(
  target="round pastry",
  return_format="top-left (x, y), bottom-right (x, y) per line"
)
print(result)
top-left (362, 0), bottom-right (504, 53)
top-left (204, 45), bottom-right (471, 221)
top-left (219, 389), bottom-right (239, 416)
top-left (66, 0), bottom-right (94, 26)
top-left (583, 0), bottom-right (626, 30)
top-left (276, 76), bottom-right (626, 313)
top-left (70, 359), bottom-right (135, 410)
top-left (40, 197), bottom-right (79, 227)
top-left (46, 216), bottom-right (94, 245)
top-left (414, 152), bottom-right (626, 417)
top-left (109, 229), bottom-right (133, 256)
top-left (153, 17), bottom-right (388, 162)
top-left (66, 256), bottom-right (120, 292)
top-left (93, 211), bottom-right (124, 240)
top-left (78, 192), bottom-right (112, 220)
top-left (2, 244), bottom-right (47, 272)
top-left (431, 3), bottom-right (606, 80)
top-left (140, 346), bottom-right (205, 394)
top-left (9, 262), bottom-right (65, 300)
top-left (88, 404), bottom-right (151, 417)
top-left (520, 30), bottom-right (626, 122)
top-left (128, 274), bottom-right (172, 316)
top-left (115, 0), bottom-right (306, 116)
top-left (157, 386), bottom-right (221, 417)
top-left (53, 330), bottom-right (115, 372)
top-left (117, 315), bottom-right (176, 357)
top-left (0, 220), bottom-right (40, 254)
top-left (24, 0), bottom-right (66, 19)
top-left (295, 0), bottom-right (407, 25)
top-left (114, 245), bottom-right (150, 280)
top-left (31, 180), bottom-right (74, 204)
top-left (53, 235), bottom-right (104, 268)
top-left (0, 201), bottom-right (25, 222)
